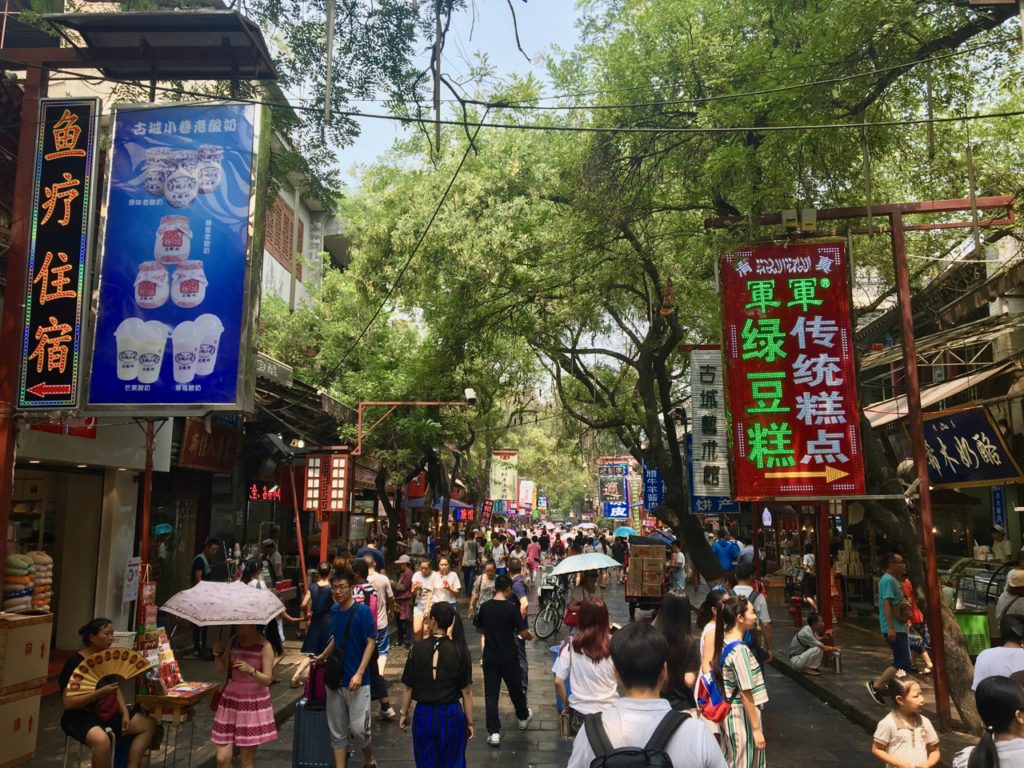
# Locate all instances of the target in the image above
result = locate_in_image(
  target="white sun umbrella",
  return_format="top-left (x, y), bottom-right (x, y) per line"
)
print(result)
top-left (550, 552), bottom-right (621, 577)
top-left (161, 580), bottom-right (285, 627)
top-left (578, 522), bottom-right (596, 529)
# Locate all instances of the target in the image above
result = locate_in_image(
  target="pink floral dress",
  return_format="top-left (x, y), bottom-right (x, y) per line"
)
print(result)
top-left (211, 639), bottom-right (277, 747)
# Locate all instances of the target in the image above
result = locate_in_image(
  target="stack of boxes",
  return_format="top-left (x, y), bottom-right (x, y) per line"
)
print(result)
top-left (626, 544), bottom-right (666, 598)
top-left (834, 537), bottom-right (864, 577)
top-left (0, 612), bottom-right (52, 768)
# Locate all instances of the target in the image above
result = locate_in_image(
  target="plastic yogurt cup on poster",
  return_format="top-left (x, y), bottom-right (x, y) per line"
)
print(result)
top-left (196, 145), bottom-right (224, 194)
top-left (114, 317), bottom-right (145, 381)
top-left (137, 321), bottom-right (170, 384)
top-left (164, 152), bottom-right (199, 209)
top-left (171, 321), bottom-right (202, 384)
top-left (194, 314), bottom-right (224, 376)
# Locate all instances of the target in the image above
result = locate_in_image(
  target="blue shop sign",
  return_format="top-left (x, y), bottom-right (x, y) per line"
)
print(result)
top-left (920, 407), bottom-right (1024, 488)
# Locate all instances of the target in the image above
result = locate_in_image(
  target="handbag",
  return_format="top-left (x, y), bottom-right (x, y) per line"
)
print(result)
top-left (324, 607), bottom-right (356, 690)
top-left (563, 606), bottom-right (579, 627)
top-left (696, 641), bottom-right (741, 723)
top-left (303, 659), bottom-right (327, 709)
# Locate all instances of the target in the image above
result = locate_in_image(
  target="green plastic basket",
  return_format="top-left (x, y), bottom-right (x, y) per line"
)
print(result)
top-left (955, 611), bottom-right (991, 656)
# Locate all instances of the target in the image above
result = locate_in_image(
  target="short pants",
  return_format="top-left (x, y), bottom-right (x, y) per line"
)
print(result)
top-left (326, 685), bottom-right (372, 749)
top-left (885, 632), bottom-right (913, 673)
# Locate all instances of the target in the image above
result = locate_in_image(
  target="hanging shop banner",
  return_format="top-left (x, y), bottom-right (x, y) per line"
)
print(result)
top-left (489, 450), bottom-right (519, 502)
top-left (721, 242), bottom-right (866, 500)
top-left (642, 462), bottom-right (666, 509)
top-left (920, 406), bottom-right (1024, 488)
top-left (518, 479), bottom-right (535, 510)
top-left (685, 434), bottom-right (741, 514)
top-left (993, 486), bottom-right (1007, 529)
top-left (690, 348), bottom-right (733, 498)
top-left (18, 98), bottom-right (100, 409)
top-left (599, 462), bottom-right (630, 518)
top-left (87, 102), bottom-right (263, 411)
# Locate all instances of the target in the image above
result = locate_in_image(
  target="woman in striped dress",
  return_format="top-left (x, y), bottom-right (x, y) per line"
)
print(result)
top-left (211, 624), bottom-right (277, 766)
top-left (713, 596), bottom-right (769, 768)
top-left (399, 601), bottom-right (475, 768)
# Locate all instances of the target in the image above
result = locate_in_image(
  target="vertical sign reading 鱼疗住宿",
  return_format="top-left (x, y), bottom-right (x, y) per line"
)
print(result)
top-left (489, 450), bottom-right (519, 503)
top-left (18, 99), bottom-right (100, 409)
top-left (721, 242), bottom-right (865, 499)
top-left (87, 103), bottom-right (262, 410)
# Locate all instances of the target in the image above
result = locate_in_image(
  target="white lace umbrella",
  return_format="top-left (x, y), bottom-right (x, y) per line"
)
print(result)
top-left (550, 552), bottom-right (621, 577)
top-left (161, 580), bottom-right (285, 627)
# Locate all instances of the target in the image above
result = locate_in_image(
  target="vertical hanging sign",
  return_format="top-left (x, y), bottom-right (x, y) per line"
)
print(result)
top-left (721, 242), bottom-right (866, 499)
top-left (87, 102), bottom-right (262, 411)
top-left (18, 99), bottom-right (100, 409)
top-left (690, 348), bottom-right (733, 500)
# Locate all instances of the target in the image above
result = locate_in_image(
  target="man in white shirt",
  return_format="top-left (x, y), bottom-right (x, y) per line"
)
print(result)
top-left (568, 623), bottom-right (726, 768)
top-left (364, 555), bottom-right (395, 674)
top-left (733, 562), bottom-right (773, 663)
top-left (462, 531), bottom-right (480, 592)
top-left (993, 525), bottom-right (1013, 563)
top-left (491, 535), bottom-right (510, 576)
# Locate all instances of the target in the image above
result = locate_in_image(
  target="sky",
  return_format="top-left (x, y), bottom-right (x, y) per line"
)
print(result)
top-left (334, 0), bottom-right (582, 183)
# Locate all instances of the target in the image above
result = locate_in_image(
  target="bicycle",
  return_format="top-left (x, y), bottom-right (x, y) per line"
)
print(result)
top-left (533, 576), bottom-right (569, 640)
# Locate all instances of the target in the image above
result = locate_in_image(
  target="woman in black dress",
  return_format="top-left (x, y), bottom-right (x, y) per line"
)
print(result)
top-left (60, 618), bottom-right (157, 768)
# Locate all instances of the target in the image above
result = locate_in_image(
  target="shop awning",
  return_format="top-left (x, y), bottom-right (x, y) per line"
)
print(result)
top-left (860, 312), bottom-right (1024, 373)
top-left (863, 362), bottom-right (1014, 428)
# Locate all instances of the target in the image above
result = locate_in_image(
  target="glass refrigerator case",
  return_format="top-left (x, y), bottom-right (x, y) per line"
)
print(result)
top-left (949, 559), bottom-right (1012, 609)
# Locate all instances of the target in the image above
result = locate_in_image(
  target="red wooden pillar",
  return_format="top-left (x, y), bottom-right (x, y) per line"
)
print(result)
top-left (816, 502), bottom-right (833, 632)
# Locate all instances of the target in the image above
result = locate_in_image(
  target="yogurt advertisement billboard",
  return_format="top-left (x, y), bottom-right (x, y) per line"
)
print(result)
top-left (87, 103), bottom-right (261, 410)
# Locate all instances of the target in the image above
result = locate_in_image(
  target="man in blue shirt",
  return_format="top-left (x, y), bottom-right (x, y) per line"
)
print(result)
top-left (355, 536), bottom-right (385, 572)
top-left (710, 528), bottom-right (740, 574)
top-left (317, 566), bottom-right (378, 768)
top-left (866, 552), bottom-right (911, 705)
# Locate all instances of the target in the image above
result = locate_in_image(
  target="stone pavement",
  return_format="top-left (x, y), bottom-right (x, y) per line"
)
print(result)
top-left (28, 580), bottom-right (967, 768)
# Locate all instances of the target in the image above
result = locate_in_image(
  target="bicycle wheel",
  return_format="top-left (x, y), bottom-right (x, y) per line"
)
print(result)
top-left (533, 601), bottom-right (560, 640)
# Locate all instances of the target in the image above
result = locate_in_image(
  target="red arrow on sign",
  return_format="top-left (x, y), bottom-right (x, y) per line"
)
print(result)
top-left (26, 382), bottom-right (71, 398)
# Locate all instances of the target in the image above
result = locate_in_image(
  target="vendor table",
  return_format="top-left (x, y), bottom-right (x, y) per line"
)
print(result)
top-left (137, 682), bottom-right (218, 768)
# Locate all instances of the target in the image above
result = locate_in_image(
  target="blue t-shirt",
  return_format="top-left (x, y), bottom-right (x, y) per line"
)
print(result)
top-left (510, 575), bottom-right (528, 604)
top-left (711, 539), bottom-right (739, 570)
top-left (329, 601), bottom-right (377, 687)
top-left (878, 572), bottom-right (908, 635)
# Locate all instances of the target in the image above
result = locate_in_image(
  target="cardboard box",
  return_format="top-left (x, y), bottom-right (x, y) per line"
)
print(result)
top-left (639, 558), bottom-right (665, 572)
top-left (643, 571), bottom-right (665, 586)
top-left (640, 584), bottom-right (664, 598)
top-left (0, 613), bottom-right (51, 695)
top-left (630, 545), bottom-right (662, 559)
top-left (0, 688), bottom-right (41, 768)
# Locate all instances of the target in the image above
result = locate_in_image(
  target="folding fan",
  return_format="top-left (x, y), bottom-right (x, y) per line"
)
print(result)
top-left (66, 648), bottom-right (153, 694)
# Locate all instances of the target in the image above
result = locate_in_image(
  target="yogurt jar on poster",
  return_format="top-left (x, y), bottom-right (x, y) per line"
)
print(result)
top-left (194, 314), bottom-right (224, 376)
top-left (134, 261), bottom-right (169, 309)
top-left (171, 321), bottom-right (203, 384)
top-left (164, 151), bottom-right (199, 209)
top-left (143, 149), bottom-right (173, 197)
top-left (196, 145), bottom-right (224, 194)
top-left (170, 261), bottom-right (207, 308)
top-left (153, 215), bottom-right (192, 264)
top-left (114, 317), bottom-right (145, 381)
top-left (136, 321), bottom-right (170, 384)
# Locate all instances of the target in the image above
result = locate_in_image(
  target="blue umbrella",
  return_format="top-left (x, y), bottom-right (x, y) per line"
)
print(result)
top-left (613, 526), bottom-right (637, 537)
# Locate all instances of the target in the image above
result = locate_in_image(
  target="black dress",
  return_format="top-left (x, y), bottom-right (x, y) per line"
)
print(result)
top-left (59, 652), bottom-right (123, 744)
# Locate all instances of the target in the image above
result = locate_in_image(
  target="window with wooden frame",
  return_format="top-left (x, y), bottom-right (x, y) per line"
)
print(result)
top-left (264, 195), bottom-right (304, 281)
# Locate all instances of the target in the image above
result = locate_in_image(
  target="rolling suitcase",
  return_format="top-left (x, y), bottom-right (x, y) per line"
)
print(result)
top-left (293, 698), bottom-right (332, 768)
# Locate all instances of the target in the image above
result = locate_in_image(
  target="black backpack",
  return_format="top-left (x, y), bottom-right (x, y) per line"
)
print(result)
top-left (584, 710), bottom-right (689, 768)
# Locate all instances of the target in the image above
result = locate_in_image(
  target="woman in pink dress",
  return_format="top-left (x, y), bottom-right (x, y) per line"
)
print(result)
top-left (526, 536), bottom-right (542, 585)
top-left (211, 624), bottom-right (277, 766)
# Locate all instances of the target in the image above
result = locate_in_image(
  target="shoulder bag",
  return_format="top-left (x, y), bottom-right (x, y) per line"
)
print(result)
top-left (324, 607), bottom-right (357, 690)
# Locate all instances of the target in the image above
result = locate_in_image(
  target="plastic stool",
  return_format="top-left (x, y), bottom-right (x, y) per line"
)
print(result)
top-left (63, 726), bottom-right (115, 768)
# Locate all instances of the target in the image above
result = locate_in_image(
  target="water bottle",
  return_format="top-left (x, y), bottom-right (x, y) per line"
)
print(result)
top-left (832, 649), bottom-right (842, 674)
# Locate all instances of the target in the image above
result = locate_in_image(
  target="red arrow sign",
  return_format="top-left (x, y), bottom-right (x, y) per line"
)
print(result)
top-left (26, 382), bottom-right (71, 398)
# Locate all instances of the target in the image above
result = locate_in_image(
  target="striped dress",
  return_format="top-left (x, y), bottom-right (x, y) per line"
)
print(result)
top-left (211, 639), bottom-right (277, 748)
top-left (404, 635), bottom-right (472, 768)
top-left (722, 642), bottom-right (769, 768)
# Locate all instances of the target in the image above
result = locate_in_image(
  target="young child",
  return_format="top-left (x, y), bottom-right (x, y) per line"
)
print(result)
top-left (871, 673), bottom-right (940, 768)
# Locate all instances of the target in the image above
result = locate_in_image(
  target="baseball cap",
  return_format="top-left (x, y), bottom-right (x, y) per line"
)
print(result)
top-left (1009, 570), bottom-right (1024, 589)
top-left (394, 554), bottom-right (411, 564)
top-left (994, 524), bottom-right (1007, 534)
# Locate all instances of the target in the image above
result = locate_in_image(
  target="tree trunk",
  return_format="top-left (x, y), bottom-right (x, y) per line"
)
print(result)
top-left (858, 413), bottom-right (982, 733)
top-left (375, 467), bottom-right (401, 565)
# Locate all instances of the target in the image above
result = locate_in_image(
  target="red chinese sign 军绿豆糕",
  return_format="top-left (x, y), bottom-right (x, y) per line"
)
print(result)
top-left (721, 242), bottom-right (865, 500)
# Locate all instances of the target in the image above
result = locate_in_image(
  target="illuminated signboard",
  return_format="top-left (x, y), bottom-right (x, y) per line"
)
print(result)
top-left (721, 242), bottom-right (865, 499)
top-left (18, 99), bottom-right (100, 409)
top-left (304, 454), bottom-right (349, 518)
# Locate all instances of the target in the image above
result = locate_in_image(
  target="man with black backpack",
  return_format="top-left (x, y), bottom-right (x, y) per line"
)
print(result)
top-left (568, 622), bottom-right (726, 768)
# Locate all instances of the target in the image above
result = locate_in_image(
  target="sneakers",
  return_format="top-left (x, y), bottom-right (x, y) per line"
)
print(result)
top-left (865, 681), bottom-right (886, 706)
top-left (380, 707), bottom-right (397, 721)
top-left (518, 708), bottom-right (534, 730)
top-left (487, 732), bottom-right (500, 748)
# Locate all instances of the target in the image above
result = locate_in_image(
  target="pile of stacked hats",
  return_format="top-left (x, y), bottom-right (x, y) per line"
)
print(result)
top-left (29, 551), bottom-right (53, 610)
top-left (3, 554), bottom-right (35, 612)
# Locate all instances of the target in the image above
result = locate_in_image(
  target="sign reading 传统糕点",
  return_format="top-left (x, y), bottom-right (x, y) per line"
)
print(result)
top-left (18, 99), bottom-right (100, 409)
top-left (919, 406), bottom-right (1023, 488)
top-left (721, 242), bottom-right (866, 500)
